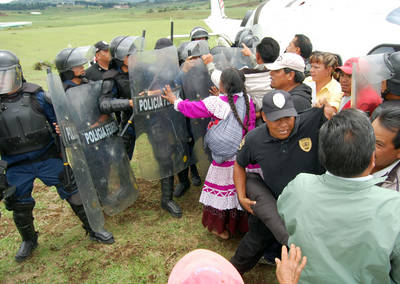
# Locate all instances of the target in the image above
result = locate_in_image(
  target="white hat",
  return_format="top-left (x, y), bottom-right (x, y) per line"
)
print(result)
top-left (266, 52), bottom-right (305, 72)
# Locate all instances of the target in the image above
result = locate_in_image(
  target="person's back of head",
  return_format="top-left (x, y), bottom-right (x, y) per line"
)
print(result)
top-left (294, 34), bottom-right (312, 60)
top-left (256, 37), bottom-right (280, 64)
top-left (319, 109), bottom-right (375, 178)
top-left (220, 67), bottom-right (245, 95)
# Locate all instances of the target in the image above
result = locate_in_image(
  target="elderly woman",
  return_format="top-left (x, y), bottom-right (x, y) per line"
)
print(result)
top-left (305, 51), bottom-right (342, 111)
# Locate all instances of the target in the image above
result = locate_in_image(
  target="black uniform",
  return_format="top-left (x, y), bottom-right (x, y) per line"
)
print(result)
top-left (85, 63), bottom-right (107, 81)
top-left (99, 69), bottom-right (135, 159)
top-left (231, 107), bottom-right (326, 274)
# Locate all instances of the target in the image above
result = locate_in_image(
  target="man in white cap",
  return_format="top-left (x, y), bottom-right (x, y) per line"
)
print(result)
top-left (230, 89), bottom-right (333, 274)
top-left (267, 52), bottom-right (312, 112)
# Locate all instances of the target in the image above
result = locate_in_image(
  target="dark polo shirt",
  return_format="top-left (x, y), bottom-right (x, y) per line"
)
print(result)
top-left (236, 107), bottom-right (327, 198)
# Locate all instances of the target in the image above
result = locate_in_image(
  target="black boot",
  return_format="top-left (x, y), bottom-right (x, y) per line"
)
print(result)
top-left (68, 201), bottom-right (115, 244)
top-left (13, 210), bottom-right (38, 263)
top-left (161, 176), bottom-right (182, 218)
top-left (190, 164), bottom-right (202, 186)
top-left (174, 168), bottom-right (191, 198)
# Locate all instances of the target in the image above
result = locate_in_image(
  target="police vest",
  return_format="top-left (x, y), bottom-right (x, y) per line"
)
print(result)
top-left (0, 83), bottom-right (53, 156)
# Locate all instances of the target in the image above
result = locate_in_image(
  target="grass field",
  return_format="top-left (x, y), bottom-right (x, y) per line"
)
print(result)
top-left (0, 1), bottom-right (278, 283)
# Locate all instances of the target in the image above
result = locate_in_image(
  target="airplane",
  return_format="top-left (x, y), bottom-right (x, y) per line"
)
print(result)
top-left (204, 0), bottom-right (400, 61)
top-left (0, 21), bottom-right (32, 29)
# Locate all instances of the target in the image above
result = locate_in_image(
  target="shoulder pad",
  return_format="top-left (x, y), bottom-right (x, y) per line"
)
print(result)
top-left (21, 82), bottom-right (43, 94)
top-left (102, 69), bottom-right (119, 80)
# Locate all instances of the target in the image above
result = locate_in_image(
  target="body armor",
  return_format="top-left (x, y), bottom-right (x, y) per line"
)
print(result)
top-left (0, 83), bottom-right (52, 156)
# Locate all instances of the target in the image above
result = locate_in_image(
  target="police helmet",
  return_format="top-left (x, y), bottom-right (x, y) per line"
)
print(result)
top-left (181, 40), bottom-right (210, 60)
top-left (234, 28), bottom-right (255, 47)
top-left (109, 36), bottom-right (140, 61)
top-left (383, 51), bottom-right (400, 96)
top-left (190, 26), bottom-right (209, 41)
top-left (55, 46), bottom-right (93, 73)
top-left (0, 50), bottom-right (23, 94)
top-left (239, 34), bottom-right (260, 49)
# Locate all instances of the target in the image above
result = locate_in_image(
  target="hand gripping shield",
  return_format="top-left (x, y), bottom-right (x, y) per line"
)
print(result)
top-left (47, 72), bottom-right (139, 231)
top-left (128, 45), bottom-right (190, 180)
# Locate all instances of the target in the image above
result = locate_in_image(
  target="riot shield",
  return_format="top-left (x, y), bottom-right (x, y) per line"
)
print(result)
top-left (352, 53), bottom-right (394, 108)
top-left (180, 40), bottom-right (209, 60)
top-left (48, 73), bottom-right (139, 227)
top-left (180, 58), bottom-right (213, 175)
top-left (211, 46), bottom-right (254, 70)
top-left (128, 45), bottom-right (190, 180)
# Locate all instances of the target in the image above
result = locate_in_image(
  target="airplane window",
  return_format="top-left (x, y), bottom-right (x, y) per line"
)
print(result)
top-left (387, 7), bottom-right (400, 25)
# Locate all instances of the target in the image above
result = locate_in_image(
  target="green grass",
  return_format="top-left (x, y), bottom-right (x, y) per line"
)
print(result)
top-left (0, 1), bottom-right (277, 283)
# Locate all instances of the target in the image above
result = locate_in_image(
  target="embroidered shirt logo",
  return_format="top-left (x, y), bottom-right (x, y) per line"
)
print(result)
top-left (299, 137), bottom-right (312, 152)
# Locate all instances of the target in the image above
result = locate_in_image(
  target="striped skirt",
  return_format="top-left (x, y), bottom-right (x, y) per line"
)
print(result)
top-left (199, 157), bottom-right (262, 235)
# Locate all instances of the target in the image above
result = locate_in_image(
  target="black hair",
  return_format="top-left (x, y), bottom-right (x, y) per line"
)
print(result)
top-left (283, 68), bottom-right (305, 83)
top-left (256, 37), bottom-right (280, 64)
top-left (372, 106), bottom-right (400, 149)
top-left (319, 109), bottom-right (375, 177)
top-left (220, 68), bottom-right (250, 133)
top-left (294, 34), bottom-right (313, 59)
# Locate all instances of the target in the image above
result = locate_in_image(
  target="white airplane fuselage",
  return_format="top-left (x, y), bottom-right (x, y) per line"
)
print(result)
top-left (205, 0), bottom-right (400, 61)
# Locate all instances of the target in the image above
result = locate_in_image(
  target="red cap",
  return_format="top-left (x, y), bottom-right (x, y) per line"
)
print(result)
top-left (336, 57), bottom-right (359, 75)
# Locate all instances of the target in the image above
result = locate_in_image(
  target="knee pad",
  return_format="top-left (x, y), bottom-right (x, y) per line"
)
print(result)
top-left (5, 199), bottom-right (35, 212)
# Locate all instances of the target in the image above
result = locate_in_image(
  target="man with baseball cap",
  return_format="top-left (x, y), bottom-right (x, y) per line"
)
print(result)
top-left (230, 89), bottom-right (333, 274)
top-left (85, 41), bottom-right (111, 81)
top-left (267, 53), bottom-right (312, 112)
top-left (337, 57), bottom-right (382, 114)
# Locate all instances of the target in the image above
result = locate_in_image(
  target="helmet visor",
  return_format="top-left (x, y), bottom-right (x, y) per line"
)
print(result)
top-left (68, 45), bottom-right (95, 69)
top-left (0, 65), bottom-right (22, 94)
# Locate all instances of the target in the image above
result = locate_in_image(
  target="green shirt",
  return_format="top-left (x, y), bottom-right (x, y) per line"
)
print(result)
top-left (277, 173), bottom-right (400, 284)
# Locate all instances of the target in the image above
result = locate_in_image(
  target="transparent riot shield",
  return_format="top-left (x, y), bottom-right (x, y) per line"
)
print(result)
top-left (180, 57), bottom-right (213, 175)
top-left (128, 45), bottom-right (190, 180)
top-left (211, 46), bottom-right (254, 70)
top-left (47, 72), bottom-right (139, 228)
top-left (352, 53), bottom-right (394, 109)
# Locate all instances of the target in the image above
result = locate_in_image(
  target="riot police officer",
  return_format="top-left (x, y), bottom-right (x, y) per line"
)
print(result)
top-left (190, 26), bottom-right (209, 41)
top-left (99, 36), bottom-right (138, 159)
top-left (85, 41), bottom-right (111, 81)
top-left (55, 46), bottom-right (115, 243)
top-left (0, 50), bottom-right (111, 264)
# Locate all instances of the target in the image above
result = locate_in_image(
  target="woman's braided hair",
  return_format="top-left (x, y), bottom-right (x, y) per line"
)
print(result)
top-left (220, 68), bottom-right (250, 133)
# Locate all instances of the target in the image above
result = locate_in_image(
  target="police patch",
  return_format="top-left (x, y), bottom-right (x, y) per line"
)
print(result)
top-left (299, 137), bottom-right (312, 152)
top-left (238, 137), bottom-right (245, 150)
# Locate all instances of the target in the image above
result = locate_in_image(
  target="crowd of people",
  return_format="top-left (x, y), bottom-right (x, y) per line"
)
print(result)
top-left (1, 24), bottom-right (400, 283)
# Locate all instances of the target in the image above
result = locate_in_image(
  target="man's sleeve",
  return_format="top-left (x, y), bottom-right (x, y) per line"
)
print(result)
top-left (390, 233), bottom-right (400, 283)
top-left (36, 91), bottom-right (57, 127)
top-left (236, 134), bottom-right (255, 168)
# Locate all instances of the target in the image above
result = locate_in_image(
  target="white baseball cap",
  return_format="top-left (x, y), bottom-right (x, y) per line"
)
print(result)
top-left (266, 52), bottom-right (305, 72)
